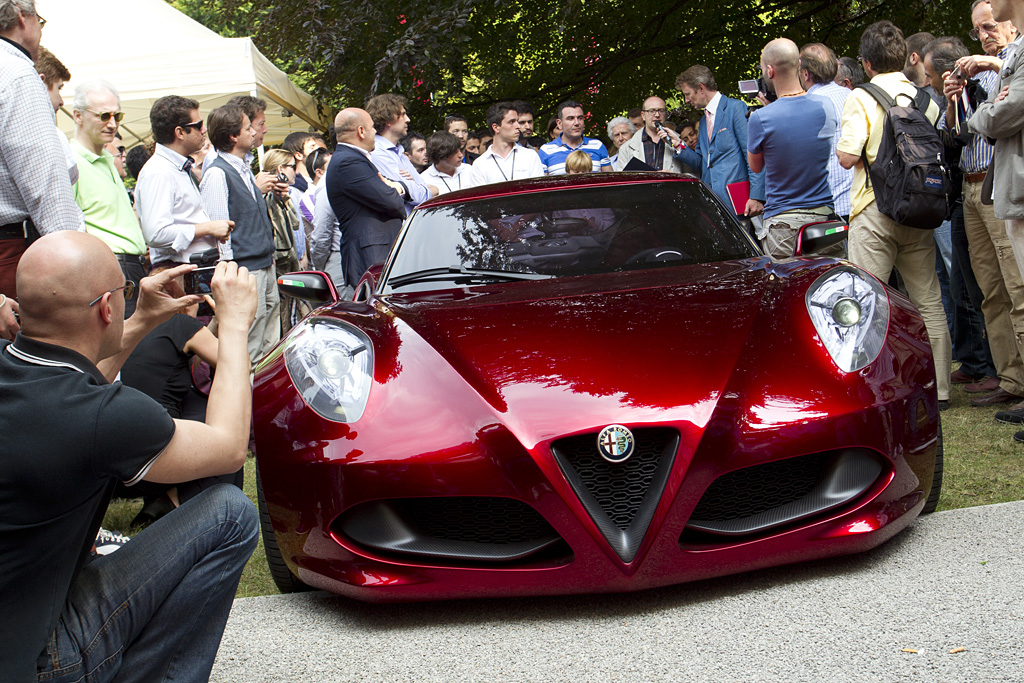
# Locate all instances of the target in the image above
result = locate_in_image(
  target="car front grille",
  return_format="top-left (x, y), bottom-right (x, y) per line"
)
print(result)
top-left (393, 497), bottom-right (556, 545)
top-left (552, 427), bottom-right (679, 562)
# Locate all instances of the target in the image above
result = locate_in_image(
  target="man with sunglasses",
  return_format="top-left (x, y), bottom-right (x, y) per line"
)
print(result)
top-left (70, 81), bottom-right (148, 317)
top-left (135, 95), bottom-right (233, 272)
top-left (0, 0), bottom-right (82, 341)
top-left (0, 230), bottom-right (258, 681)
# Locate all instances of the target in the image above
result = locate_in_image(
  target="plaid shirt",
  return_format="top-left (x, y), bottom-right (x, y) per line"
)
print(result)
top-left (0, 39), bottom-right (82, 232)
top-left (807, 81), bottom-right (854, 216)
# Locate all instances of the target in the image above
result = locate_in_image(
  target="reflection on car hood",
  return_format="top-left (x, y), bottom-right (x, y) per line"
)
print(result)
top-left (382, 260), bottom-right (776, 440)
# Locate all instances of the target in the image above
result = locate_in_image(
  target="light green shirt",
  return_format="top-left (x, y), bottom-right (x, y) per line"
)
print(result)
top-left (70, 138), bottom-right (147, 255)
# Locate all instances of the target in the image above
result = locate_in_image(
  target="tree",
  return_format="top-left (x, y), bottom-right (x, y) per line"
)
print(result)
top-left (180, 0), bottom-right (972, 136)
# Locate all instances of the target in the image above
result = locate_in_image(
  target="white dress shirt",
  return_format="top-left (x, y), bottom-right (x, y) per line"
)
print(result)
top-left (135, 143), bottom-right (218, 265)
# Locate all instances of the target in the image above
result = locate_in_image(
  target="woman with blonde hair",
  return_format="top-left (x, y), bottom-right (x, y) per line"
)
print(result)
top-left (262, 148), bottom-right (306, 331)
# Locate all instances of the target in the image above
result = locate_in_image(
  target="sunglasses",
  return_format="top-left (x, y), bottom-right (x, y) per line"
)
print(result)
top-left (284, 163), bottom-right (297, 169)
top-left (88, 281), bottom-right (137, 307)
top-left (87, 110), bottom-right (124, 123)
top-left (179, 120), bottom-right (204, 133)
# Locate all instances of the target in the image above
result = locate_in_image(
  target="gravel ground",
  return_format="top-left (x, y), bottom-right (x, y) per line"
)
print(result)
top-left (212, 501), bottom-right (1024, 682)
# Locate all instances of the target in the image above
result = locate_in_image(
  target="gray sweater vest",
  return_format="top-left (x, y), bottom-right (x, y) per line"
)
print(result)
top-left (207, 155), bottom-right (274, 270)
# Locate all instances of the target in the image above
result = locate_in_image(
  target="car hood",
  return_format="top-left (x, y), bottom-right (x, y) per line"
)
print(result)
top-left (381, 260), bottom-right (784, 443)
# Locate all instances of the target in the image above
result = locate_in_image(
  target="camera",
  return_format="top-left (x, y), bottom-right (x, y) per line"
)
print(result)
top-left (276, 172), bottom-right (289, 184)
top-left (184, 249), bottom-right (217, 316)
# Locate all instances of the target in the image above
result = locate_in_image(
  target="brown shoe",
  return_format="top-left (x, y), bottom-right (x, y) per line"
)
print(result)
top-left (950, 369), bottom-right (976, 384)
top-left (964, 376), bottom-right (1000, 393)
top-left (970, 387), bottom-right (1024, 406)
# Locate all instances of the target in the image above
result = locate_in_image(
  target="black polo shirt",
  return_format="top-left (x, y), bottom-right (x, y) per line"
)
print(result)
top-left (0, 335), bottom-right (175, 679)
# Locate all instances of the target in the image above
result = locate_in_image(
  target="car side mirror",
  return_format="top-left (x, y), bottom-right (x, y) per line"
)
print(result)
top-left (795, 220), bottom-right (848, 257)
top-left (277, 271), bottom-right (339, 304)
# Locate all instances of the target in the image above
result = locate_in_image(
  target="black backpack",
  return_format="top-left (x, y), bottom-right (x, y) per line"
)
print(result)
top-left (857, 83), bottom-right (949, 230)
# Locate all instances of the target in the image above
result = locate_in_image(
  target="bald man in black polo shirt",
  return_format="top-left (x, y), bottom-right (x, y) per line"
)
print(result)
top-left (0, 231), bottom-right (258, 681)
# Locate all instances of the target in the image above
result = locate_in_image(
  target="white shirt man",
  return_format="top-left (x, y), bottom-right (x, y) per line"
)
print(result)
top-left (470, 103), bottom-right (545, 186)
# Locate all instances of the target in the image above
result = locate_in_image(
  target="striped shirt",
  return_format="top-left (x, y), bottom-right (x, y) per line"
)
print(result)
top-left (807, 81), bottom-right (854, 216)
top-left (539, 135), bottom-right (611, 175)
top-left (942, 66), bottom-right (1000, 174)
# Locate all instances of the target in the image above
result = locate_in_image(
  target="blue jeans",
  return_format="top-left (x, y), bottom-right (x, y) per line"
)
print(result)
top-left (950, 202), bottom-right (996, 378)
top-left (934, 219), bottom-right (953, 334)
top-left (37, 485), bottom-right (257, 682)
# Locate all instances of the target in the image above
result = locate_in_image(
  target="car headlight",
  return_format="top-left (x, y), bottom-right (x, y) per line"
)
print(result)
top-left (805, 266), bottom-right (889, 372)
top-left (284, 317), bottom-right (373, 422)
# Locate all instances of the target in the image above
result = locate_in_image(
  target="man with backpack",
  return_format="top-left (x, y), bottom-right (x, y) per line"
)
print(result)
top-left (837, 20), bottom-right (952, 408)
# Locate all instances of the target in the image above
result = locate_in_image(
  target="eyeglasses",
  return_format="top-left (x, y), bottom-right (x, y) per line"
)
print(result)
top-left (36, 14), bottom-right (46, 28)
top-left (969, 21), bottom-right (1001, 40)
top-left (87, 110), bottom-right (124, 123)
top-left (643, 108), bottom-right (668, 114)
top-left (179, 120), bottom-right (204, 133)
top-left (284, 163), bottom-right (297, 170)
top-left (88, 281), bottom-right (136, 307)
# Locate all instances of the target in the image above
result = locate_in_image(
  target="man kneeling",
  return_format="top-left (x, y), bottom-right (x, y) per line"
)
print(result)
top-left (0, 231), bottom-right (258, 681)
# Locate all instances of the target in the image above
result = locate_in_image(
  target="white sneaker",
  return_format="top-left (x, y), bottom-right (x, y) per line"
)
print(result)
top-left (94, 527), bottom-right (130, 555)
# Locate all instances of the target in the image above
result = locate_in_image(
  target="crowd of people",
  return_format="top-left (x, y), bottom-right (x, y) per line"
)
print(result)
top-left (2, 0), bottom-right (1024, 678)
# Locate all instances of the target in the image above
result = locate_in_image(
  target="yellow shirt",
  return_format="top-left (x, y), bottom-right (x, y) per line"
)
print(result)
top-left (836, 72), bottom-right (941, 219)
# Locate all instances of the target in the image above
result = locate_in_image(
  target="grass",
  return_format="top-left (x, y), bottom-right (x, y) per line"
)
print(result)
top-left (102, 381), bottom-right (1023, 599)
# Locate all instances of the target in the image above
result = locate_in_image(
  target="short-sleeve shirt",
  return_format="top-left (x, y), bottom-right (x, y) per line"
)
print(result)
top-left (120, 315), bottom-right (206, 418)
top-left (0, 336), bottom-right (175, 679)
top-left (538, 135), bottom-right (612, 175)
top-left (837, 72), bottom-right (941, 219)
top-left (747, 93), bottom-right (836, 219)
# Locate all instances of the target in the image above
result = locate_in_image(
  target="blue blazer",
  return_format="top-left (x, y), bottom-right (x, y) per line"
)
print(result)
top-left (325, 144), bottom-right (407, 287)
top-left (675, 94), bottom-right (766, 208)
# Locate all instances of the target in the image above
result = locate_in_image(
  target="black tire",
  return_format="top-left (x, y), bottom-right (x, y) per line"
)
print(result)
top-left (256, 464), bottom-right (310, 593)
top-left (922, 419), bottom-right (943, 514)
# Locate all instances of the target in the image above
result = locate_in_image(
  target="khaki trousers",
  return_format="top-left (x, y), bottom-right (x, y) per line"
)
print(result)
top-left (849, 201), bottom-right (951, 400)
top-left (963, 179), bottom-right (1024, 394)
top-left (248, 265), bottom-right (281, 367)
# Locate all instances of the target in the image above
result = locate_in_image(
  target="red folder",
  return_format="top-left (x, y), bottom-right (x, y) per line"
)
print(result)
top-left (726, 180), bottom-right (751, 215)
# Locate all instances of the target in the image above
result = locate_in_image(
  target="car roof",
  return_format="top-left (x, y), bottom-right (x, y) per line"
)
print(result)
top-left (417, 171), bottom-right (702, 209)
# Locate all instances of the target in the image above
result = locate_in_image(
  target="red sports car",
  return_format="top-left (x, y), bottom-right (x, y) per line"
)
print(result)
top-left (253, 173), bottom-right (941, 601)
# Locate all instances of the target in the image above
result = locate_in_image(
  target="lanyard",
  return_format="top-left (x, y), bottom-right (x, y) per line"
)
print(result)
top-left (492, 148), bottom-right (516, 181)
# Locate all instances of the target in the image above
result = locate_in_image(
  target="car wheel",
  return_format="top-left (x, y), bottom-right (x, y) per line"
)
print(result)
top-left (922, 419), bottom-right (943, 514)
top-left (256, 464), bottom-right (311, 593)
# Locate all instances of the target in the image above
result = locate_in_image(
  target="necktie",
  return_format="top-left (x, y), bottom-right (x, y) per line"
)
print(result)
top-left (705, 109), bottom-right (714, 143)
top-left (182, 157), bottom-right (200, 191)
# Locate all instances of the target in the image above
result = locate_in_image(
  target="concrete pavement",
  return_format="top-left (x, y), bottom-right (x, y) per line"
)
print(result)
top-left (212, 501), bottom-right (1024, 682)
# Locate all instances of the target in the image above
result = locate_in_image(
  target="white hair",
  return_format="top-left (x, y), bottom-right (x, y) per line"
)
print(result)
top-left (72, 80), bottom-right (121, 113)
top-left (606, 116), bottom-right (635, 139)
top-left (0, 0), bottom-right (36, 32)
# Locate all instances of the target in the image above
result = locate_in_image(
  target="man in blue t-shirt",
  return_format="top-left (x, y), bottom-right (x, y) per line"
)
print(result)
top-left (748, 38), bottom-right (844, 259)
top-left (539, 100), bottom-right (612, 175)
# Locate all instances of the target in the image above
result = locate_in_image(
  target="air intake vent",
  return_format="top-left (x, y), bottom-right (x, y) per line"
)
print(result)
top-left (337, 497), bottom-right (565, 563)
top-left (684, 449), bottom-right (884, 537)
top-left (552, 428), bottom-right (679, 562)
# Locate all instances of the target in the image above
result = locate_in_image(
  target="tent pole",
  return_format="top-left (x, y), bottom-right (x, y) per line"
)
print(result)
top-left (252, 89), bottom-right (265, 168)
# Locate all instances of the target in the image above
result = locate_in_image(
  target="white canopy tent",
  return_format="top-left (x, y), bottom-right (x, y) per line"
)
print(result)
top-left (43, 0), bottom-right (330, 147)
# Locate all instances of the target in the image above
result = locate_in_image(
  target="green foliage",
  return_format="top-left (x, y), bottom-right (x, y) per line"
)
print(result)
top-left (179, 0), bottom-right (975, 136)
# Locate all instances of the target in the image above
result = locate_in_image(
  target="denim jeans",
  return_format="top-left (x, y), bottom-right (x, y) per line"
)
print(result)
top-left (36, 484), bottom-right (257, 683)
top-left (934, 219), bottom-right (953, 334)
top-left (949, 203), bottom-right (996, 378)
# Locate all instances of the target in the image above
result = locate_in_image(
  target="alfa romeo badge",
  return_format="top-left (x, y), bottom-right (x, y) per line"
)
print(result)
top-left (597, 424), bottom-right (635, 463)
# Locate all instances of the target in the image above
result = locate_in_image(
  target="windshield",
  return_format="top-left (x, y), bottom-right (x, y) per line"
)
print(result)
top-left (384, 181), bottom-right (758, 291)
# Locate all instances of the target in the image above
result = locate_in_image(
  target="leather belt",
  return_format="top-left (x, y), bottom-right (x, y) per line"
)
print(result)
top-left (0, 221), bottom-right (26, 240)
top-left (115, 253), bottom-right (148, 266)
top-left (964, 171), bottom-right (988, 184)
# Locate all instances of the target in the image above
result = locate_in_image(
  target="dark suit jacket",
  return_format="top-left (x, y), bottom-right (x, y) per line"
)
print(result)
top-left (674, 94), bottom-right (766, 208)
top-left (325, 144), bottom-right (407, 287)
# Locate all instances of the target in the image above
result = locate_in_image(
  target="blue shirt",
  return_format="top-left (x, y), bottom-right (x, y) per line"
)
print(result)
top-left (370, 135), bottom-right (432, 214)
top-left (538, 135), bottom-right (611, 175)
top-left (748, 94), bottom-right (836, 219)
